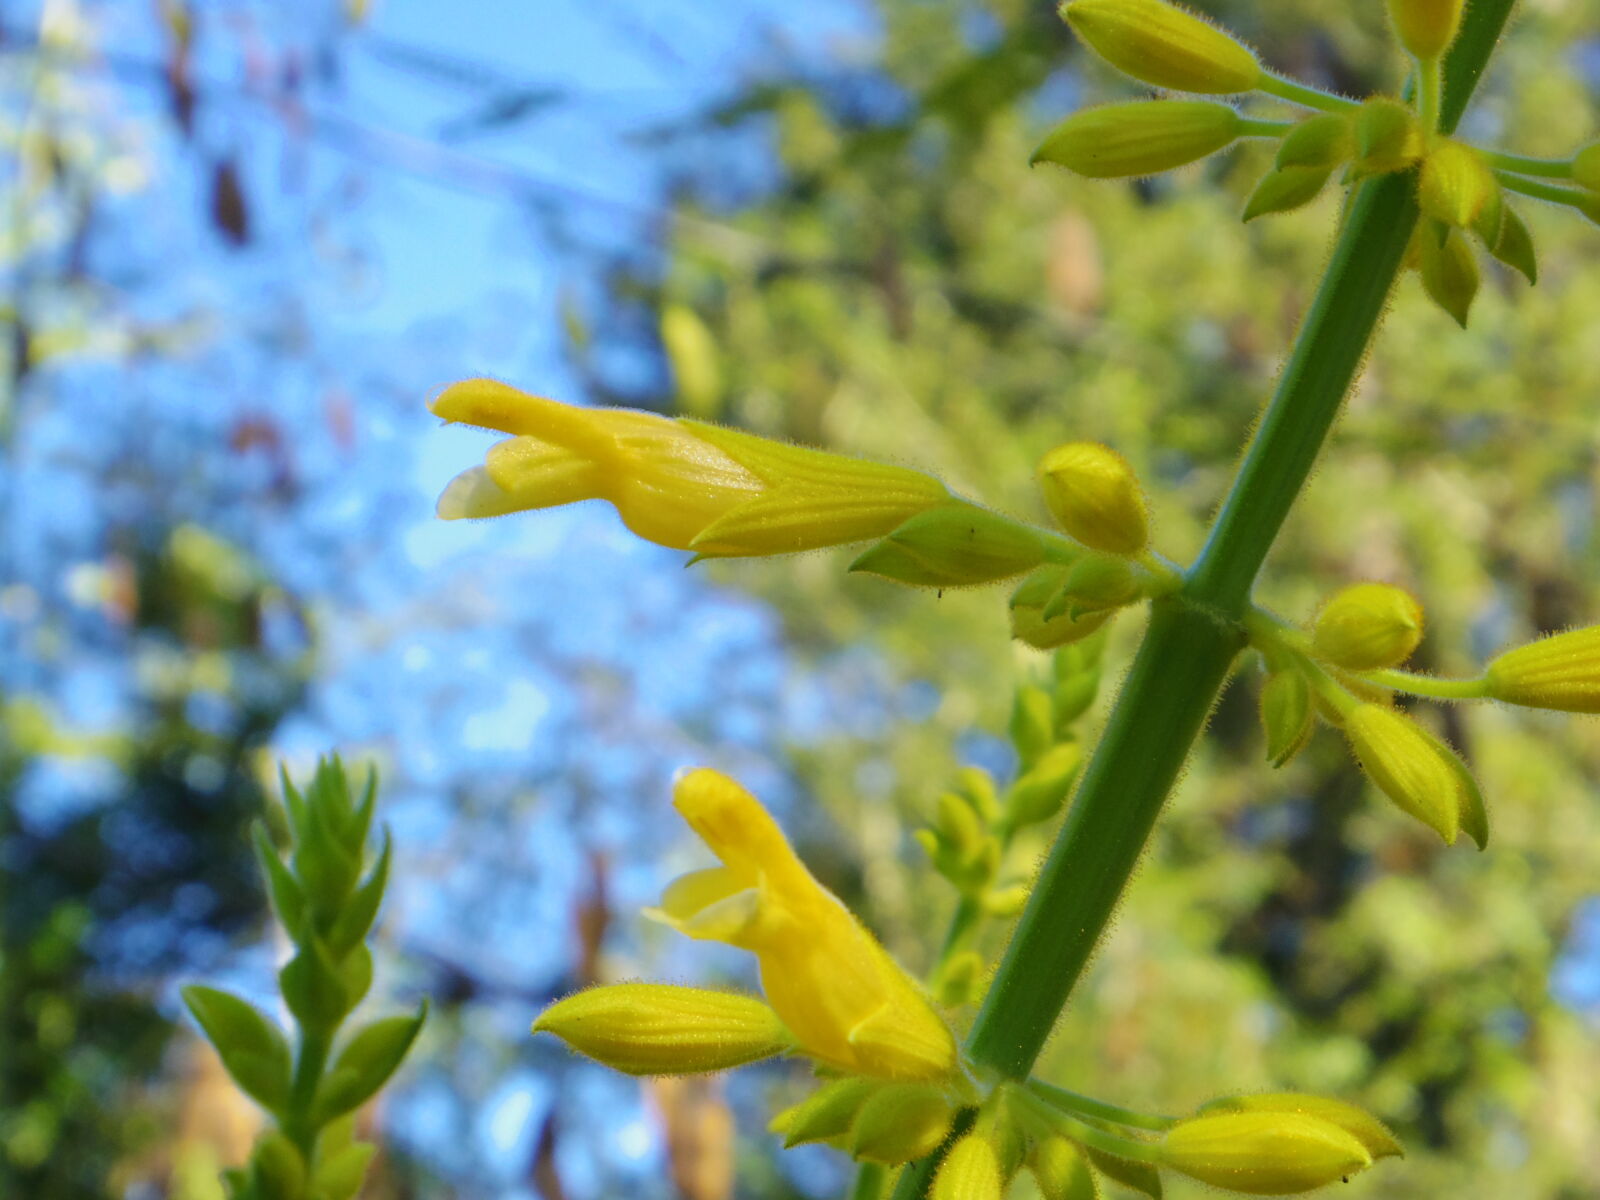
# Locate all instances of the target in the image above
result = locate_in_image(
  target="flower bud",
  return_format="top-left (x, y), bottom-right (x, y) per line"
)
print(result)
top-left (1010, 566), bottom-right (1113, 650)
top-left (1243, 166), bottom-right (1333, 222)
top-left (1007, 741), bottom-right (1084, 828)
top-left (1009, 684), bottom-right (1056, 769)
top-left (1030, 1136), bottom-right (1097, 1200)
top-left (1162, 1111), bottom-right (1374, 1195)
top-left (1574, 143), bottom-right (1600, 192)
top-left (1276, 113), bottom-right (1354, 170)
top-left (1419, 142), bottom-right (1497, 229)
top-left (1353, 98), bottom-right (1424, 177)
top-left (848, 1085), bottom-right (958, 1164)
top-left (532, 984), bottom-right (791, 1076)
top-left (1032, 101), bottom-right (1243, 180)
top-left (1342, 704), bottom-right (1462, 843)
top-left (1198, 1094), bottom-right (1403, 1161)
top-left (1386, 0), bottom-right (1465, 61)
top-left (770, 1078), bottom-right (879, 1148)
top-left (1259, 669), bottom-right (1314, 768)
top-left (933, 950), bottom-right (986, 1007)
top-left (1311, 582), bottom-right (1424, 671)
top-left (1045, 555), bottom-right (1143, 619)
top-left (1486, 624), bottom-right (1600, 713)
top-left (932, 1132), bottom-right (1004, 1200)
top-left (849, 502), bottom-right (1046, 588)
top-left (1037, 441), bottom-right (1150, 554)
top-left (1062, 0), bottom-right (1262, 94)
top-left (1418, 224), bottom-right (1479, 328)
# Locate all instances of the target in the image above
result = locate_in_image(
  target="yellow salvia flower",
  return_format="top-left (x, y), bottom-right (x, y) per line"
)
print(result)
top-left (1032, 101), bottom-right (1243, 181)
top-left (1162, 1111), bottom-right (1374, 1195)
top-left (1485, 624), bottom-right (1600, 713)
top-left (532, 983), bottom-right (792, 1076)
top-left (648, 768), bottom-right (958, 1081)
top-left (431, 378), bottom-right (951, 557)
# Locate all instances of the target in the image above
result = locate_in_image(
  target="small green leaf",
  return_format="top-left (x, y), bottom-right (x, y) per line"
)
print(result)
top-left (314, 1001), bottom-right (429, 1122)
top-left (308, 1141), bottom-right (378, 1200)
top-left (279, 937), bottom-right (349, 1033)
top-left (181, 985), bottom-right (292, 1113)
top-left (327, 832), bottom-right (391, 956)
top-left (253, 822), bottom-right (306, 941)
top-left (251, 1132), bottom-right (306, 1200)
top-left (849, 503), bottom-right (1045, 588)
top-left (340, 944), bottom-right (374, 1011)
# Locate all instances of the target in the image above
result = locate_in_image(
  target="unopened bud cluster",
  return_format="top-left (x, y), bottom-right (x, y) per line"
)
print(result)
top-left (1251, 585), bottom-right (1489, 848)
top-left (1034, 0), bottom-right (1594, 329)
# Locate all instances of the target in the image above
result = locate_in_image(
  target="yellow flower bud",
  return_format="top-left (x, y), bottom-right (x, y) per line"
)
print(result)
top-left (770, 1078), bottom-right (879, 1148)
top-left (1062, 0), bottom-right (1262, 94)
top-left (1199, 1094), bottom-right (1403, 1162)
top-left (1311, 582), bottom-right (1425, 671)
top-left (932, 1132), bottom-right (1004, 1200)
top-left (1030, 1136), bottom-right (1097, 1200)
top-left (1037, 442), bottom-right (1150, 555)
top-left (1162, 1111), bottom-right (1374, 1195)
top-left (849, 502), bottom-right (1047, 588)
top-left (531, 983), bottom-right (791, 1076)
top-left (1574, 143), bottom-right (1600, 192)
top-left (1276, 113), bottom-right (1354, 171)
top-left (1418, 224), bottom-right (1479, 328)
top-left (1032, 101), bottom-right (1242, 180)
top-left (648, 769), bottom-right (958, 1081)
top-left (1010, 566), bottom-right (1113, 650)
top-left (1418, 142), bottom-right (1497, 228)
top-left (1243, 166), bottom-right (1333, 222)
top-left (1486, 624), bottom-right (1600, 713)
top-left (1259, 669), bottom-right (1314, 768)
top-left (1353, 98), bottom-right (1423, 177)
top-left (1386, 0), bottom-right (1465, 62)
top-left (1342, 704), bottom-right (1462, 843)
top-left (431, 379), bottom-right (950, 557)
top-left (848, 1085), bottom-right (957, 1165)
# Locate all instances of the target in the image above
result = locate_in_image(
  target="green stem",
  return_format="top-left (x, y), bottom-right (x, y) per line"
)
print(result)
top-left (1483, 150), bottom-right (1574, 180)
top-left (1239, 118), bottom-right (1294, 139)
top-left (888, 3), bottom-right (1516, 1196)
top-left (284, 1026), bottom-right (331, 1157)
top-left (1416, 56), bottom-right (1442, 132)
top-left (1010, 1088), bottom-right (1165, 1163)
top-left (1026, 1080), bottom-right (1178, 1132)
top-left (1497, 172), bottom-right (1593, 212)
top-left (1257, 72), bottom-right (1358, 114)
top-left (1360, 668), bottom-right (1491, 700)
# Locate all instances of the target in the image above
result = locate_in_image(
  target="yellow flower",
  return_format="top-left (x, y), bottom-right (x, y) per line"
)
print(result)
top-left (431, 378), bottom-right (951, 557)
top-left (649, 768), bottom-right (958, 1081)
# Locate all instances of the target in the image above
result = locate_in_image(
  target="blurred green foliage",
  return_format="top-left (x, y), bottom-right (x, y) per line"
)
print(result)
top-left (583, 0), bottom-right (1600, 1194)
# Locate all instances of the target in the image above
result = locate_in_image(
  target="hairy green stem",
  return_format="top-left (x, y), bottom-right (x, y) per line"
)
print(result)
top-left (1497, 171), bottom-right (1592, 211)
top-left (1484, 150), bottom-right (1574, 180)
top-left (1026, 1080), bottom-right (1177, 1132)
top-left (889, 5), bottom-right (1515, 1196)
top-left (1258, 72), bottom-right (1357, 113)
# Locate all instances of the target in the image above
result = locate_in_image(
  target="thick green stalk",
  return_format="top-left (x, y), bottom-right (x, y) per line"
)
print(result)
top-left (889, 5), bottom-right (1515, 1196)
